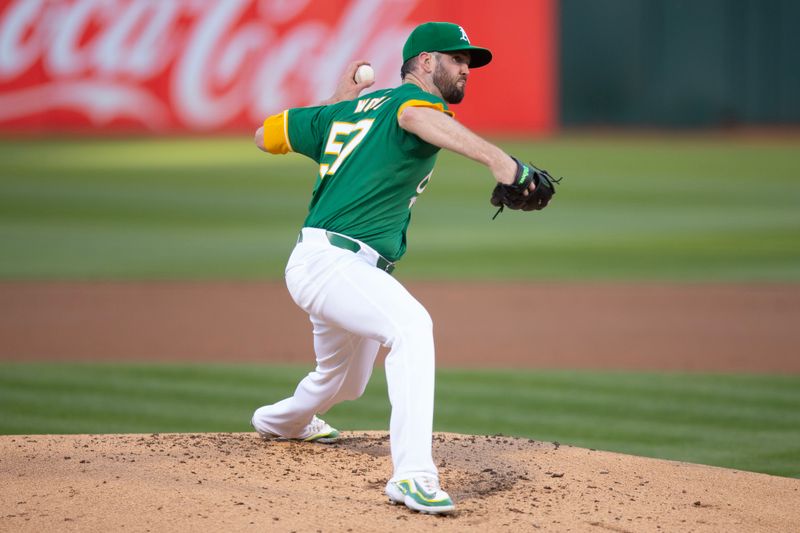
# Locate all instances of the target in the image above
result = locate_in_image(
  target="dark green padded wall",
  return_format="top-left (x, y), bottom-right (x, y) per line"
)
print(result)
top-left (560, 0), bottom-right (800, 126)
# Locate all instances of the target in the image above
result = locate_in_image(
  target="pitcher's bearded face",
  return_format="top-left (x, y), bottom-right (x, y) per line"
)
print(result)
top-left (433, 52), bottom-right (469, 104)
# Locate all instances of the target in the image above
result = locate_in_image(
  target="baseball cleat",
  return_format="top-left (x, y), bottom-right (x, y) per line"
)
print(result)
top-left (385, 475), bottom-right (455, 514)
top-left (251, 415), bottom-right (340, 443)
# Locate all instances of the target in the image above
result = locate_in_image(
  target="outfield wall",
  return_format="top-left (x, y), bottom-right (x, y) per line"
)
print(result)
top-left (0, 0), bottom-right (556, 135)
top-left (3, 0), bottom-right (796, 135)
top-left (561, 0), bottom-right (800, 127)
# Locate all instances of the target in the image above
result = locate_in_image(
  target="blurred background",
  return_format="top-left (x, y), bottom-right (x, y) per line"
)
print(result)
top-left (1, 0), bottom-right (798, 477)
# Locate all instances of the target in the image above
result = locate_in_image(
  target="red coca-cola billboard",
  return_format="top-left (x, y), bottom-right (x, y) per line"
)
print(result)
top-left (0, 0), bottom-right (555, 135)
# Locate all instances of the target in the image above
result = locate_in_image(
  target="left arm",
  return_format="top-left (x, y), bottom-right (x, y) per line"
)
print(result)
top-left (398, 105), bottom-right (520, 187)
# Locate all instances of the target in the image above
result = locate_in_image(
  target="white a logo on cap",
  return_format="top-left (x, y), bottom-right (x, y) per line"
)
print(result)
top-left (458, 26), bottom-right (470, 42)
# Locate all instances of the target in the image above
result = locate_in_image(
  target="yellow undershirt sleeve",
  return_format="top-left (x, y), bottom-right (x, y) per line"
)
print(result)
top-left (396, 99), bottom-right (455, 120)
top-left (262, 110), bottom-right (293, 154)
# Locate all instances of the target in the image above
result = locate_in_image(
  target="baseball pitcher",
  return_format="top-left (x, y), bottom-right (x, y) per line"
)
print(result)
top-left (251, 21), bottom-right (557, 514)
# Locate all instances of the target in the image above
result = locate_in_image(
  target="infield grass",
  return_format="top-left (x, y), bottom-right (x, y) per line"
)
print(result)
top-left (1, 134), bottom-right (799, 281)
top-left (1, 362), bottom-right (798, 479)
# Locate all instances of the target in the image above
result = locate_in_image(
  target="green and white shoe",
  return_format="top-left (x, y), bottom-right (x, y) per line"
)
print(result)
top-left (386, 475), bottom-right (455, 514)
top-left (251, 415), bottom-right (340, 443)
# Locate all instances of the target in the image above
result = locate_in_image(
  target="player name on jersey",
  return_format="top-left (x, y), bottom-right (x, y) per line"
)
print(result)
top-left (355, 97), bottom-right (391, 113)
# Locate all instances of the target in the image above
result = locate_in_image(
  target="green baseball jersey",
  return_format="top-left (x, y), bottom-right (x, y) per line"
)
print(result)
top-left (284, 83), bottom-right (452, 262)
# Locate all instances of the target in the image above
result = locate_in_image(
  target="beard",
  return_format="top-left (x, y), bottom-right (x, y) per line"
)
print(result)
top-left (433, 62), bottom-right (466, 104)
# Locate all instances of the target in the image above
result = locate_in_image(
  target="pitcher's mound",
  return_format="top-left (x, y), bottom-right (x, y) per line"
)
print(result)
top-left (1, 432), bottom-right (797, 532)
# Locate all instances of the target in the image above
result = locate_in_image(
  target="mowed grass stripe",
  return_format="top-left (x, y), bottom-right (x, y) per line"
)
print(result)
top-left (0, 362), bottom-right (303, 396)
top-left (0, 363), bottom-right (797, 477)
top-left (2, 136), bottom-right (799, 280)
top-left (437, 387), bottom-right (800, 434)
top-left (442, 369), bottom-right (800, 400)
top-left (438, 401), bottom-right (796, 449)
top-left (0, 364), bottom-right (310, 434)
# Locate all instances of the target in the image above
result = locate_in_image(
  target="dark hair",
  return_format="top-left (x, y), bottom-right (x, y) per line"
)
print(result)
top-left (400, 56), bottom-right (419, 79)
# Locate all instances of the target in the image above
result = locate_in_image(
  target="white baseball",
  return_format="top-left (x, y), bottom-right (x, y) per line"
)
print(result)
top-left (354, 64), bottom-right (374, 84)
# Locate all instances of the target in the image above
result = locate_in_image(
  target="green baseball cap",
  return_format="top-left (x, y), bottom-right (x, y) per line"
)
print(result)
top-left (403, 22), bottom-right (492, 68)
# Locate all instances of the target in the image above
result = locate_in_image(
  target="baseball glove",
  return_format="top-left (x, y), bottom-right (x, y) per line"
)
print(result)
top-left (490, 157), bottom-right (560, 219)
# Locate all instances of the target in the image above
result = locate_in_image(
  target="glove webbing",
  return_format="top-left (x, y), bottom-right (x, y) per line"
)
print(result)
top-left (491, 168), bottom-right (561, 220)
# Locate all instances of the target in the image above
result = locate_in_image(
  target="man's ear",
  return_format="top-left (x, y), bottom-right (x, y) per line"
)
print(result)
top-left (419, 51), bottom-right (436, 73)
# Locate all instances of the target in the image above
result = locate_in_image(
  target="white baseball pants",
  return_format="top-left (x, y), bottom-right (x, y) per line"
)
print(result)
top-left (252, 227), bottom-right (438, 481)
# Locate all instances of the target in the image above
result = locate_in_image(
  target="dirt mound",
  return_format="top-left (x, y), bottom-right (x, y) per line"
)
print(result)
top-left (1, 433), bottom-right (798, 532)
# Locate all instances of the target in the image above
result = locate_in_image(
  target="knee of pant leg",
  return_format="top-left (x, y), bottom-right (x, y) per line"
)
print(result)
top-left (332, 382), bottom-right (366, 403)
top-left (407, 302), bottom-right (433, 332)
top-left (387, 303), bottom-right (433, 346)
top-left (305, 367), bottom-right (344, 393)
top-left (332, 366), bottom-right (373, 402)
top-left (309, 364), bottom-right (369, 403)
top-left (351, 375), bottom-right (374, 400)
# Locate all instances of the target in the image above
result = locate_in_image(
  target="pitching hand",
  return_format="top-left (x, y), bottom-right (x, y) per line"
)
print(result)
top-left (321, 60), bottom-right (375, 105)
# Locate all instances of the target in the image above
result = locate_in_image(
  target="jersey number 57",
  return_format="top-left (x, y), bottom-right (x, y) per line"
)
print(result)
top-left (319, 119), bottom-right (375, 178)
